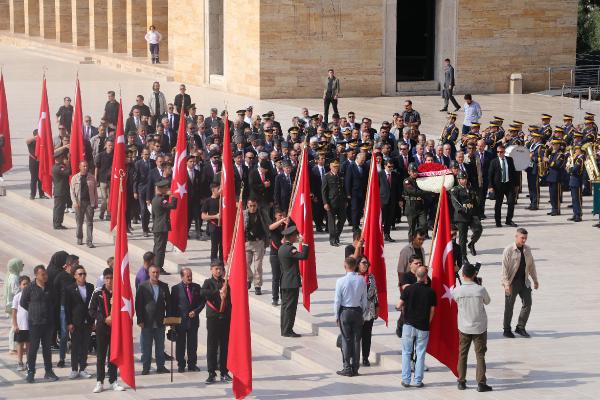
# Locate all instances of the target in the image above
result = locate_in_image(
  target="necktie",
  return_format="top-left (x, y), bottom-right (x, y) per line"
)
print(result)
top-left (404, 156), bottom-right (408, 170)
top-left (260, 173), bottom-right (265, 183)
top-left (135, 117), bottom-right (139, 128)
top-left (502, 158), bottom-right (507, 182)
top-left (387, 173), bottom-right (391, 186)
top-left (320, 167), bottom-right (324, 181)
top-left (185, 285), bottom-right (192, 304)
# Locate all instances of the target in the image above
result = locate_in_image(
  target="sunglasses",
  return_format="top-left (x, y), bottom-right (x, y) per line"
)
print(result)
top-left (77, 272), bottom-right (87, 276)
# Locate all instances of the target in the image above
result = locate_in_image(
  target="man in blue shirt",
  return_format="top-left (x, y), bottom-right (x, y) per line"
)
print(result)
top-left (334, 257), bottom-right (367, 377)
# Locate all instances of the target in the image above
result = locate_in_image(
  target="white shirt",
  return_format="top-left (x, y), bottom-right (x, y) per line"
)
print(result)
top-left (145, 31), bottom-right (162, 44)
top-left (499, 156), bottom-right (508, 183)
top-left (77, 284), bottom-right (87, 302)
top-left (462, 101), bottom-right (482, 126)
top-left (12, 292), bottom-right (28, 331)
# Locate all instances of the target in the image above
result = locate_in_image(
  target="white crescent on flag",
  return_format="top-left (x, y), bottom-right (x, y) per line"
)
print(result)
top-left (442, 240), bottom-right (453, 271)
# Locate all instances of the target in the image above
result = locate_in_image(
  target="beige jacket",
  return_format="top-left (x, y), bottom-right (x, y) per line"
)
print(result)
top-left (70, 172), bottom-right (98, 208)
top-left (501, 243), bottom-right (538, 289)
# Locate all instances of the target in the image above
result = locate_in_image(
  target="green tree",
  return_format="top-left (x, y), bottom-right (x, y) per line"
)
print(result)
top-left (578, 0), bottom-right (600, 52)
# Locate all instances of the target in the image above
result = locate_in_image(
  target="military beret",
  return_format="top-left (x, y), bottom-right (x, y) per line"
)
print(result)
top-left (585, 112), bottom-right (595, 119)
top-left (528, 125), bottom-right (540, 132)
top-left (448, 112), bottom-right (457, 118)
top-left (156, 179), bottom-right (170, 188)
top-left (282, 225), bottom-right (298, 236)
top-left (573, 131), bottom-right (583, 137)
top-left (309, 114), bottom-right (319, 120)
top-left (408, 162), bottom-right (418, 171)
top-left (188, 103), bottom-right (196, 110)
top-left (530, 132), bottom-right (543, 138)
top-left (513, 120), bottom-right (524, 126)
top-left (585, 118), bottom-right (594, 123)
top-left (550, 139), bottom-right (562, 145)
top-left (457, 171), bottom-right (467, 179)
top-left (261, 113), bottom-right (272, 119)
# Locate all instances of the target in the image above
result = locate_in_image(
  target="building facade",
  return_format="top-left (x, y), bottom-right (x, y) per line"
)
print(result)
top-left (0, 0), bottom-right (578, 99)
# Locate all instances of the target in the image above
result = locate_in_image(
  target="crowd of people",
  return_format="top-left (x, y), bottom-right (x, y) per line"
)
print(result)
top-left (8, 69), bottom-right (597, 392)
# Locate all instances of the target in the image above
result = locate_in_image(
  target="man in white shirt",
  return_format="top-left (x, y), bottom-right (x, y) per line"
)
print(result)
top-left (462, 94), bottom-right (482, 135)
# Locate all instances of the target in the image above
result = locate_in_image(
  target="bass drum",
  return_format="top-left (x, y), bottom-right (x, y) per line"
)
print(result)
top-left (506, 145), bottom-right (530, 171)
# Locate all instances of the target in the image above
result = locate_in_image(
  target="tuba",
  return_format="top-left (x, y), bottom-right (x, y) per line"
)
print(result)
top-left (582, 142), bottom-right (600, 181)
top-left (565, 145), bottom-right (574, 171)
top-left (537, 145), bottom-right (550, 176)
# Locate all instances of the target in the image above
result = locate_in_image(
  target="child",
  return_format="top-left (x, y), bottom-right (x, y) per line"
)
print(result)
top-left (5, 258), bottom-right (24, 354)
top-left (11, 275), bottom-right (31, 371)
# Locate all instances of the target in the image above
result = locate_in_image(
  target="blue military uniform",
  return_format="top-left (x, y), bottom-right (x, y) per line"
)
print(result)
top-left (546, 143), bottom-right (566, 215)
top-left (568, 152), bottom-right (585, 222)
top-left (526, 131), bottom-right (544, 210)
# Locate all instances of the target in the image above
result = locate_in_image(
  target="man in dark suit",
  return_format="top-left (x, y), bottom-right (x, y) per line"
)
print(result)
top-left (474, 140), bottom-right (493, 218)
top-left (161, 103), bottom-right (179, 133)
top-left (440, 58), bottom-right (461, 112)
top-left (274, 162), bottom-right (294, 211)
top-left (310, 153), bottom-right (328, 232)
top-left (136, 265), bottom-right (171, 375)
top-left (278, 226), bottom-right (310, 337)
top-left (82, 116), bottom-right (99, 141)
top-left (52, 154), bottom-right (71, 229)
top-left (233, 151), bottom-right (249, 202)
top-left (125, 108), bottom-right (142, 135)
top-left (63, 265), bottom-right (94, 378)
top-left (204, 108), bottom-right (222, 131)
top-left (488, 144), bottom-right (518, 227)
top-left (345, 152), bottom-right (368, 232)
top-left (173, 84), bottom-right (191, 114)
top-left (170, 268), bottom-right (204, 373)
top-left (134, 149), bottom-right (154, 236)
top-left (380, 160), bottom-right (402, 242)
top-left (249, 160), bottom-right (275, 221)
top-left (185, 156), bottom-right (202, 238)
top-left (152, 180), bottom-right (177, 274)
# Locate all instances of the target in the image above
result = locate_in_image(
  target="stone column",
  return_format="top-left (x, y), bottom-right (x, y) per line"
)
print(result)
top-left (40, 0), bottom-right (56, 39)
top-left (107, 0), bottom-right (126, 53)
top-left (9, 0), bottom-right (25, 33)
top-left (89, 0), bottom-right (107, 50)
top-left (71, 0), bottom-right (89, 46)
top-left (146, 0), bottom-right (167, 61)
top-left (24, 0), bottom-right (40, 36)
top-left (55, 0), bottom-right (72, 43)
top-left (0, 0), bottom-right (9, 30)
top-left (126, 0), bottom-right (147, 57)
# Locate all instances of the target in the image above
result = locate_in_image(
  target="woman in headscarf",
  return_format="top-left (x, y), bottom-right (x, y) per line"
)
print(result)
top-left (4, 258), bottom-right (24, 353)
top-left (46, 250), bottom-right (68, 286)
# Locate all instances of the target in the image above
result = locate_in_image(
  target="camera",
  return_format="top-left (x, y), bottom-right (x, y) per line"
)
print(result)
top-left (473, 262), bottom-right (483, 285)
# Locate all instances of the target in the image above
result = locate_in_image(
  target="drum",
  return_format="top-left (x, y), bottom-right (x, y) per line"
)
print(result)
top-left (506, 145), bottom-right (530, 171)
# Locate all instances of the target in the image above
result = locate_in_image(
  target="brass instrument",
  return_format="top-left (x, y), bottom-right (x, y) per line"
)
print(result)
top-left (582, 142), bottom-right (600, 181)
top-left (565, 145), bottom-right (574, 171)
top-left (537, 144), bottom-right (550, 176)
top-left (440, 124), bottom-right (447, 144)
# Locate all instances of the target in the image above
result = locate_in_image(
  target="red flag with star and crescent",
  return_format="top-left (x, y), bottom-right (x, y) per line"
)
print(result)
top-left (35, 76), bottom-right (54, 197)
top-left (0, 72), bottom-right (13, 175)
top-left (110, 169), bottom-right (136, 389)
top-left (362, 151), bottom-right (388, 325)
top-left (168, 106), bottom-right (189, 251)
top-left (288, 145), bottom-right (318, 311)
top-left (108, 100), bottom-right (126, 231)
top-left (220, 113), bottom-right (236, 260)
top-left (69, 78), bottom-right (85, 176)
top-left (426, 186), bottom-right (459, 376)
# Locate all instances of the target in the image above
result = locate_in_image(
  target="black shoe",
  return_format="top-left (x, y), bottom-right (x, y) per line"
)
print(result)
top-left (457, 381), bottom-right (467, 390)
top-left (44, 371), bottom-right (59, 382)
top-left (547, 211), bottom-right (557, 216)
top-left (255, 287), bottom-right (262, 295)
top-left (40, 195), bottom-right (49, 199)
top-left (401, 382), bottom-right (410, 388)
top-left (77, 239), bottom-right (83, 245)
top-left (272, 299), bottom-right (279, 306)
top-left (205, 374), bottom-right (217, 384)
top-left (178, 366), bottom-right (185, 373)
top-left (567, 216), bottom-right (575, 221)
top-left (496, 222), bottom-right (502, 228)
top-left (336, 369), bottom-right (352, 377)
top-left (574, 217), bottom-right (582, 222)
top-left (352, 370), bottom-right (360, 377)
top-left (515, 327), bottom-right (530, 338)
top-left (415, 382), bottom-right (425, 388)
top-left (87, 243), bottom-right (95, 248)
top-left (477, 383), bottom-right (493, 392)
top-left (141, 369), bottom-right (150, 375)
top-left (54, 225), bottom-right (67, 230)
top-left (316, 227), bottom-right (323, 233)
top-left (529, 207), bottom-right (539, 211)
top-left (221, 373), bottom-right (232, 382)
top-left (440, 108), bottom-right (448, 112)
top-left (593, 222), bottom-right (600, 228)
top-left (247, 281), bottom-right (252, 290)
top-left (454, 107), bottom-right (461, 112)
top-left (505, 221), bottom-right (518, 227)
top-left (160, 268), bottom-right (171, 275)
top-left (480, 214), bottom-right (487, 219)
top-left (56, 360), bottom-right (65, 368)
top-left (188, 365), bottom-right (200, 372)
top-left (468, 241), bottom-right (477, 256)
top-left (385, 234), bottom-right (396, 242)
top-left (156, 367), bottom-right (170, 374)
top-left (362, 358), bottom-right (370, 367)
top-left (283, 331), bottom-right (301, 338)
top-left (503, 330), bottom-right (515, 338)
top-left (524, 205), bottom-right (532, 210)
top-left (143, 231), bottom-right (150, 237)
top-left (164, 352), bottom-right (173, 361)
top-left (330, 241), bottom-right (339, 247)
top-left (26, 371), bottom-right (34, 383)
top-left (99, 214), bottom-right (105, 221)
top-left (335, 238), bottom-right (340, 245)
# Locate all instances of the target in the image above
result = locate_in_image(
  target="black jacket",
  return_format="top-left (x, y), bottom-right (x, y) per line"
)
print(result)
top-left (53, 269), bottom-right (75, 307)
top-left (379, 169), bottom-right (402, 205)
top-left (488, 156), bottom-right (518, 190)
top-left (63, 282), bottom-right (95, 326)
top-left (278, 243), bottom-right (310, 289)
top-left (200, 277), bottom-right (231, 319)
top-left (152, 194), bottom-right (177, 233)
top-left (274, 172), bottom-right (293, 210)
top-left (233, 163), bottom-right (249, 201)
top-left (89, 287), bottom-right (112, 333)
top-left (20, 280), bottom-right (55, 326)
top-left (248, 169), bottom-right (274, 206)
top-left (135, 280), bottom-right (171, 327)
top-left (134, 158), bottom-right (153, 199)
top-left (170, 282), bottom-right (204, 329)
top-left (345, 162), bottom-right (368, 199)
top-left (52, 163), bottom-right (71, 197)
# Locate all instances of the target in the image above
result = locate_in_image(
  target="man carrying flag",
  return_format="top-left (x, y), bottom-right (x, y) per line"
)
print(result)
top-left (220, 114), bottom-right (236, 261)
top-left (168, 106), bottom-right (189, 253)
top-left (69, 78), bottom-right (85, 176)
top-left (0, 72), bottom-right (12, 179)
top-left (109, 101), bottom-right (126, 231)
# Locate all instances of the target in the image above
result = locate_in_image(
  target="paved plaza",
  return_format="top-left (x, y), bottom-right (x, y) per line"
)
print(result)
top-left (0, 44), bottom-right (599, 399)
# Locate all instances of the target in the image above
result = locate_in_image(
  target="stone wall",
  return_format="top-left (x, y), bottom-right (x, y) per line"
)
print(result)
top-left (455, 0), bottom-right (578, 93)
top-left (168, 0), bottom-right (205, 86)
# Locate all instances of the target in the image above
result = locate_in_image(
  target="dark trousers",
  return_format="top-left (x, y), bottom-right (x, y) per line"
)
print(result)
top-left (456, 217), bottom-right (482, 257)
top-left (361, 318), bottom-right (374, 361)
top-left (458, 331), bottom-right (487, 384)
top-left (206, 317), bottom-right (230, 375)
top-left (280, 288), bottom-right (299, 335)
top-left (494, 183), bottom-right (515, 225)
top-left (139, 196), bottom-right (150, 233)
top-left (187, 201), bottom-right (200, 234)
top-left (339, 307), bottom-right (363, 372)
top-left (503, 279), bottom-right (532, 331)
top-left (141, 326), bottom-right (166, 370)
top-left (53, 195), bottom-right (68, 228)
top-left (96, 326), bottom-right (117, 384)
top-left (548, 181), bottom-right (561, 213)
top-left (327, 205), bottom-right (346, 242)
top-left (27, 323), bottom-right (54, 374)
top-left (29, 159), bottom-right (43, 198)
top-left (350, 195), bottom-right (365, 231)
top-left (570, 185), bottom-right (582, 217)
top-left (323, 96), bottom-right (338, 125)
top-left (406, 210), bottom-right (427, 239)
top-left (153, 232), bottom-right (168, 269)
top-left (270, 253), bottom-right (281, 302)
top-left (71, 324), bottom-right (92, 371)
top-left (382, 202), bottom-right (395, 234)
top-left (526, 170), bottom-right (540, 207)
top-left (149, 43), bottom-right (160, 63)
top-left (210, 226), bottom-right (223, 261)
top-left (477, 186), bottom-right (488, 217)
top-left (462, 125), bottom-right (471, 135)
top-left (443, 88), bottom-right (461, 110)
top-left (175, 325), bottom-right (198, 369)
top-left (312, 199), bottom-right (325, 230)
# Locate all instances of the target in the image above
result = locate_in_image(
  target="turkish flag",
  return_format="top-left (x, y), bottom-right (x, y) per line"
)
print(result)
top-left (0, 72), bottom-right (13, 175)
top-left (109, 100), bottom-right (126, 231)
top-left (168, 106), bottom-right (189, 251)
top-left (227, 201), bottom-right (253, 399)
top-left (110, 169), bottom-right (136, 389)
top-left (220, 114), bottom-right (236, 260)
top-left (35, 77), bottom-right (54, 197)
top-left (288, 146), bottom-right (318, 311)
top-left (362, 151), bottom-right (388, 325)
top-left (69, 78), bottom-right (85, 176)
top-left (426, 186), bottom-right (459, 377)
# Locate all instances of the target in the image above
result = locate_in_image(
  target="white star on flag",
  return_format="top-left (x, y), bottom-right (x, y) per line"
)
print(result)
top-left (175, 182), bottom-right (187, 198)
top-left (300, 193), bottom-right (306, 220)
top-left (121, 296), bottom-right (133, 319)
top-left (442, 284), bottom-right (455, 305)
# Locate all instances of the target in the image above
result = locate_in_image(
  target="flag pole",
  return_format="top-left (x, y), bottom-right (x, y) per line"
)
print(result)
top-left (221, 184), bottom-right (243, 312)
top-left (286, 136), bottom-right (307, 222)
top-left (218, 110), bottom-right (229, 227)
top-left (427, 174), bottom-right (448, 266)
top-left (359, 150), bottom-right (376, 241)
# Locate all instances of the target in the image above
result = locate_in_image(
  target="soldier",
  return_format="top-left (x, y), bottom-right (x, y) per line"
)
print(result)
top-left (278, 225), bottom-right (309, 337)
top-left (402, 163), bottom-right (428, 239)
top-left (525, 131), bottom-right (544, 211)
top-left (52, 153), bottom-right (71, 230)
top-left (546, 139), bottom-right (566, 216)
top-left (152, 179), bottom-right (177, 275)
top-left (321, 159), bottom-right (346, 246)
top-left (450, 171), bottom-right (482, 260)
top-left (540, 114), bottom-right (552, 142)
top-left (582, 117), bottom-right (597, 145)
top-left (563, 115), bottom-right (575, 144)
top-left (441, 112), bottom-right (459, 159)
top-left (568, 146), bottom-right (585, 223)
